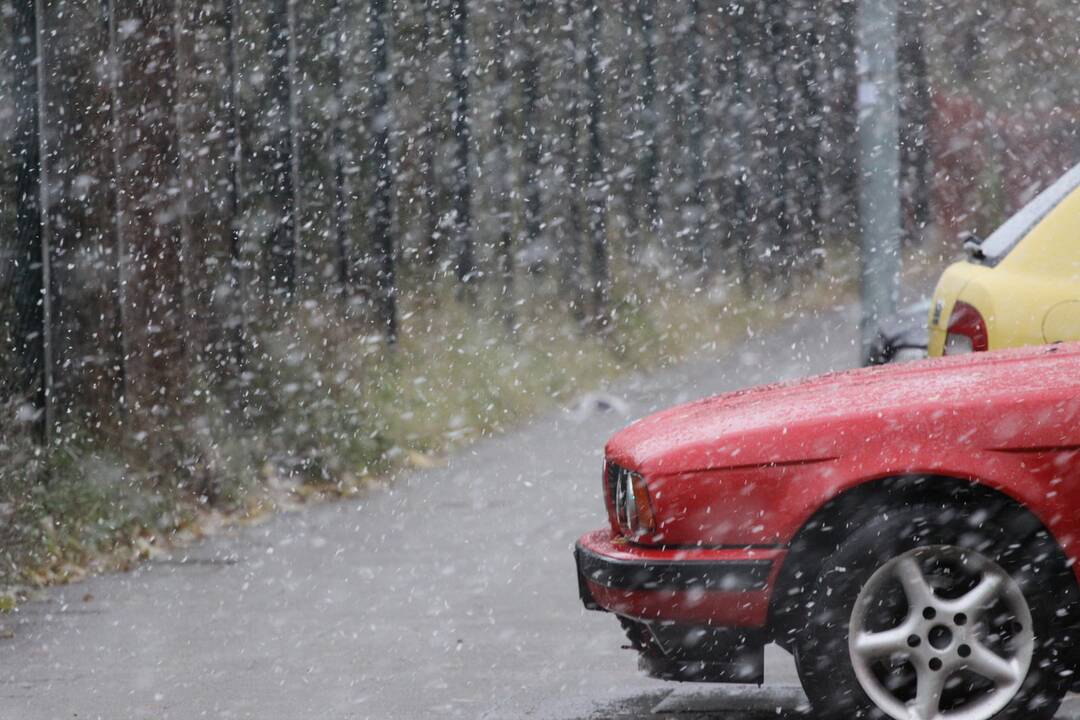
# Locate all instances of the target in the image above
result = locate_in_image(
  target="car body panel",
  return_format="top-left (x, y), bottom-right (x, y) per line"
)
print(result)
top-left (582, 343), bottom-right (1080, 631)
top-left (1045, 300), bottom-right (1080, 343)
top-left (928, 169), bottom-right (1080, 356)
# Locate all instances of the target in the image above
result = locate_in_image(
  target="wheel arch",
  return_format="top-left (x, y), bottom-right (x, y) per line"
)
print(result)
top-left (767, 473), bottom-right (1080, 652)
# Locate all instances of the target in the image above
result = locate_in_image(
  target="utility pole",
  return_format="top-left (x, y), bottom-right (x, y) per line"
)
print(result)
top-left (857, 0), bottom-right (901, 363)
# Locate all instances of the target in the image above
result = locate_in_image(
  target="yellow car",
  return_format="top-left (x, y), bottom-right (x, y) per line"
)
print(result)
top-left (928, 163), bottom-right (1080, 356)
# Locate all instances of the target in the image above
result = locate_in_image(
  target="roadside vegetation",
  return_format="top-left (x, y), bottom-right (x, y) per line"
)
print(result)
top-left (0, 264), bottom-right (853, 597)
top-left (0, 274), bottom-right (849, 594)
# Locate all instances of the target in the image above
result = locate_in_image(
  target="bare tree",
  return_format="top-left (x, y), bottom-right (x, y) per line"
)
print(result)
top-left (9, 0), bottom-right (53, 441)
top-left (557, 0), bottom-right (586, 322)
top-left (899, 0), bottom-right (932, 244)
top-left (173, 0), bottom-right (195, 372)
top-left (636, 0), bottom-right (660, 244)
top-left (113, 0), bottom-right (185, 441)
top-left (821, 0), bottom-right (859, 234)
top-left (369, 0), bottom-right (397, 342)
top-left (766, 0), bottom-right (796, 281)
top-left (492, 0), bottom-right (515, 330)
top-left (448, 0), bottom-right (475, 292)
top-left (100, 0), bottom-right (129, 412)
top-left (520, 0), bottom-right (543, 269)
top-left (792, 0), bottom-right (825, 254)
top-left (327, 0), bottom-right (352, 295)
top-left (683, 0), bottom-right (707, 269)
top-left (725, 4), bottom-right (755, 293)
top-left (222, 0), bottom-right (247, 369)
top-left (584, 1), bottom-right (609, 325)
top-left (419, 0), bottom-right (444, 266)
top-left (266, 0), bottom-right (300, 302)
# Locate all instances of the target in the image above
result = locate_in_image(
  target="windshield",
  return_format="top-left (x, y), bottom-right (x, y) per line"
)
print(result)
top-left (979, 160), bottom-right (1080, 265)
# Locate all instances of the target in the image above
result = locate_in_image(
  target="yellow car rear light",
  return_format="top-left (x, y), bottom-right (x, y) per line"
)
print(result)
top-left (944, 301), bottom-right (989, 354)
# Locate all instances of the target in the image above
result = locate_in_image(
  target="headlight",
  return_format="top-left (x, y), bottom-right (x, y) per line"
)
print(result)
top-left (611, 464), bottom-right (655, 537)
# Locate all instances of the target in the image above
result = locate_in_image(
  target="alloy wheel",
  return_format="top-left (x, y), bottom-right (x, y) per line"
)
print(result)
top-left (848, 545), bottom-right (1034, 720)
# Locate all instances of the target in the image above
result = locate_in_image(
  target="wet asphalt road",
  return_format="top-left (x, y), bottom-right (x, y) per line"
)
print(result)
top-left (2, 303), bottom-right (1035, 720)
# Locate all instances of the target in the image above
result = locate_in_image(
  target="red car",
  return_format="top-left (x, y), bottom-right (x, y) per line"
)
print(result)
top-left (575, 343), bottom-right (1080, 720)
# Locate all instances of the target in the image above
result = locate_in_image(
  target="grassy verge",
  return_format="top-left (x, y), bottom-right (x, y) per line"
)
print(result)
top-left (0, 268), bottom-right (852, 602)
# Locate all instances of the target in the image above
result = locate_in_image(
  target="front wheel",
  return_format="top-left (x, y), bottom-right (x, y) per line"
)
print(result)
top-left (794, 503), bottom-right (1075, 720)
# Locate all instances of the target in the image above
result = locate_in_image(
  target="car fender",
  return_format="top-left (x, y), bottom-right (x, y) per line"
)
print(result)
top-left (772, 443), bottom-right (1080, 574)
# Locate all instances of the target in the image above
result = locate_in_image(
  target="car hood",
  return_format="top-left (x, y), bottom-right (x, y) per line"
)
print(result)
top-left (606, 342), bottom-right (1080, 477)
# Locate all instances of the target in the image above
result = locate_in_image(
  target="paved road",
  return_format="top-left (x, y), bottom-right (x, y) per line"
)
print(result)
top-left (0, 305), bottom-right (942, 719)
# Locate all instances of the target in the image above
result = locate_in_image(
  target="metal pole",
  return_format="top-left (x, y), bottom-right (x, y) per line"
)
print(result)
top-left (857, 0), bottom-right (901, 363)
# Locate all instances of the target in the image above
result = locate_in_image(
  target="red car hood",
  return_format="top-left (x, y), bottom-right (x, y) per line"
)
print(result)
top-left (606, 342), bottom-right (1080, 477)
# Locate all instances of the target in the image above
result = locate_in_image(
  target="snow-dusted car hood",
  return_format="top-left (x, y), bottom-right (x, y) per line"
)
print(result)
top-left (606, 342), bottom-right (1080, 478)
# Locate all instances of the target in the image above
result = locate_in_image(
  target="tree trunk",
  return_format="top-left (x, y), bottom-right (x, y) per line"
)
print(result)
top-left (637, 0), bottom-right (660, 244)
top-left (766, 0), bottom-right (796, 283)
top-left (584, 1), bottom-right (609, 326)
top-left (520, 0), bottom-right (543, 270)
top-left (829, 0), bottom-right (859, 233)
top-left (448, 0), bottom-right (474, 292)
top-left (172, 0), bottom-right (194, 374)
top-left (222, 0), bottom-right (247, 370)
top-left (266, 0), bottom-right (300, 303)
top-left (113, 0), bottom-right (185, 446)
top-left (727, 6), bottom-right (754, 295)
top-left (684, 0), bottom-right (707, 269)
top-left (492, 0), bottom-right (515, 330)
top-left (9, 0), bottom-right (53, 442)
top-left (792, 0), bottom-right (825, 256)
top-left (615, 0), bottom-right (641, 251)
top-left (369, 0), bottom-right (397, 342)
top-left (899, 0), bottom-right (932, 244)
top-left (328, 0), bottom-right (351, 294)
top-left (419, 0), bottom-right (443, 267)
top-left (100, 0), bottom-right (130, 413)
top-left (558, 0), bottom-right (586, 322)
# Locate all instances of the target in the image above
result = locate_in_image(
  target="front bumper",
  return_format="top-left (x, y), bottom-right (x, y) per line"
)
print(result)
top-left (574, 530), bottom-right (784, 627)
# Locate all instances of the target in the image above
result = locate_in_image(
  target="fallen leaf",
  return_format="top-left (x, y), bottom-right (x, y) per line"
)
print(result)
top-left (406, 451), bottom-right (445, 469)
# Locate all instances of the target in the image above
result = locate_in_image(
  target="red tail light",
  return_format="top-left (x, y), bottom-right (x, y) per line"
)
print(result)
top-left (944, 301), bottom-right (989, 354)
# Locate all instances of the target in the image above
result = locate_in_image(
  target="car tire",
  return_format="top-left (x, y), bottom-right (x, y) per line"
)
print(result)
top-left (793, 501), bottom-right (1076, 720)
